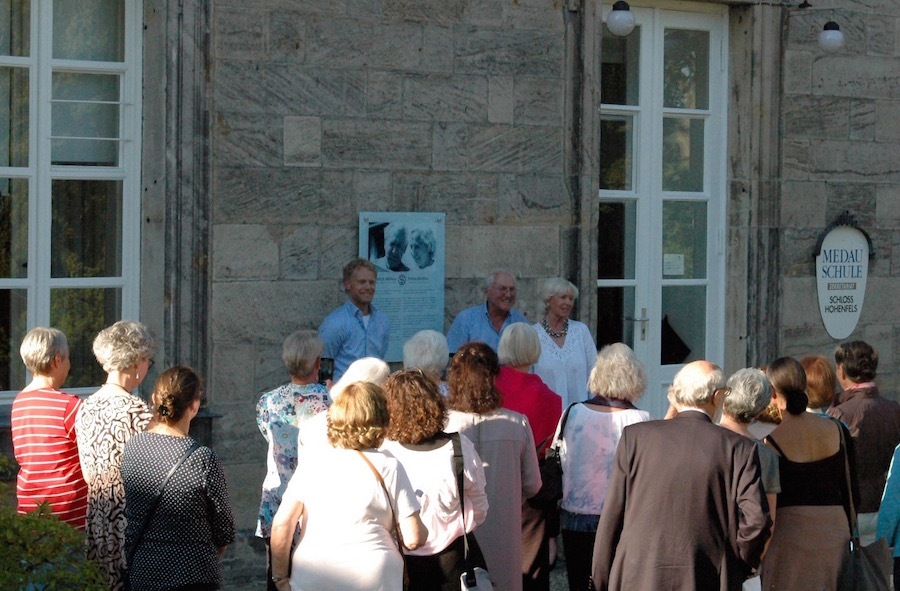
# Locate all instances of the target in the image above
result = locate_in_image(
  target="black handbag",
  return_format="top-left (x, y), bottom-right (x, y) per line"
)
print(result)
top-left (834, 421), bottom-right (892, 591)
top-left (527, 403), bottom-right (577, 510)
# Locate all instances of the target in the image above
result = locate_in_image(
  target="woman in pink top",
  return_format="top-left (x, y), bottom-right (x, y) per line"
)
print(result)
top-left (496, 323), bottom-right (563, 591)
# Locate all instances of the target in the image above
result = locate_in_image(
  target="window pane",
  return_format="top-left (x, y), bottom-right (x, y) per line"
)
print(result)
top-left (601, 25), bottom-right (639, 106)
top-left (0, 288), bottom-right (27, 391)
top-left (52, 72), bottom-right (120, 166)
top-left (663, 29), bottom-right (709, 110)
top-left (599, 115), bottom-right (633, 191)
top-left (598, 200), bottom-right (636, 280)
top-left (53, 0), bottom-right (124, 61)
top-left (661, 285), bottom-right (705, 365)
top-left (0, 178), bottom-right (28, 278)
top-left (50, 287), bottom-right (120, 387)
top-left (0, 0), bottom-right (29, 57)
top-left (662, 117), bottom-right (704, 192)
top-left (51, 180), bottom-right (122, 278)
top-left (597, 286), bottom-right (635, 349)
top-left (662, 200), bottom-right (707, 279)
top-left (1, 66), bottom-right (29, 167)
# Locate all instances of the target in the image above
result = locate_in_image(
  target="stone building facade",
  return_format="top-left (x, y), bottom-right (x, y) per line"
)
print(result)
top-left (2, 0), bottom-right (899, 587)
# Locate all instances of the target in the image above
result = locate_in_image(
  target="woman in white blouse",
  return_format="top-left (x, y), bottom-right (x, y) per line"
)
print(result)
top-left (554, 343), bottom-right (651, 591)
top-left (532, 278), bottom-right (597, 408)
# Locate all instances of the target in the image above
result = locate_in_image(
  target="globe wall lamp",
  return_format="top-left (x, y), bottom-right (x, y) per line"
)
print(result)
top-left (818, 21), bottom-right (845, 52)
top-left (606, 1), bottom-right (635, 37)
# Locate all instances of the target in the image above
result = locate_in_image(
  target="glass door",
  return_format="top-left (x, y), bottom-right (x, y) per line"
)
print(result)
top-left (597, 4), bottom-right (728, 417)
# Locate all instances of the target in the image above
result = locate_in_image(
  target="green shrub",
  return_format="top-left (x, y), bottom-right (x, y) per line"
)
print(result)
top-left (0, 502), bottom-right (107, 591)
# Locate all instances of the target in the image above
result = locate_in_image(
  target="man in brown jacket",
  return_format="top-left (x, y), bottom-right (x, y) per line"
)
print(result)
top-left (829, 340), bottom-right (900, 545)
top-left (591, 360), bottom-right (771, 591)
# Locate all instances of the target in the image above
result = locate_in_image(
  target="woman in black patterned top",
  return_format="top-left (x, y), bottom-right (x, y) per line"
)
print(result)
top-left (122, 366), bottom-right (235, 591)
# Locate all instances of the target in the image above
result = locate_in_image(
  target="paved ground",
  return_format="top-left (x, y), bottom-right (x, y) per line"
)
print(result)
top-left (549, 555), bottom-right (570, 591)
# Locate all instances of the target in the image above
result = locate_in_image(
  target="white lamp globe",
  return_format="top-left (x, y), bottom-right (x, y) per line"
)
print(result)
top-left (607, 1), bottom-right (635, 37)
top-left (818, 22), bottom-right (844, 52)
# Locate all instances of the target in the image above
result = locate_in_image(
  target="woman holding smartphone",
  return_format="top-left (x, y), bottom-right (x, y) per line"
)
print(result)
top-left (255, 330), bottom-right (330, 590)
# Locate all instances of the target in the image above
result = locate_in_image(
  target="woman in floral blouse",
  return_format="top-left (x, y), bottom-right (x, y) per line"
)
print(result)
top-left (255, 329), bottom-right (330, 591)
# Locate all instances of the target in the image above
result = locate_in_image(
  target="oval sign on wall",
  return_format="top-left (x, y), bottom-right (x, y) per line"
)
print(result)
top-left (815, 226), bottom-right (869, 339)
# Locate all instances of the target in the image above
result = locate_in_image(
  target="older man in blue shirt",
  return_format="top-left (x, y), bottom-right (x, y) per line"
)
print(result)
top-left (446, 269), bottom-right (527, 353)
top-left (318, 259), bottom-right (390, 381)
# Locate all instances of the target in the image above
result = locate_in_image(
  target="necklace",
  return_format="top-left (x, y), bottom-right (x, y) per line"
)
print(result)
top-left (541, 317), bottom-right (568, 339)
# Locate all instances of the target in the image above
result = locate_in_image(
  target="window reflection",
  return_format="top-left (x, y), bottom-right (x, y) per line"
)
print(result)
top-left (0, 288), bottom-right (27, 391)
top-left (662, 200), bottom-right (707, 279)
top-left (52, 72), bottom-right (120, 166)
top-left (51, 180), bottom-right (122, 278)
top-left (53, 0), bottom-right (124, 61)
top-left (597, 286), bottom-right (635, 349)
top-left (663, 29), bottom-right (709, 110)
top-left (0, 0), bottom-right (30, 57)
top-left (601, 25), bottom-right (640, 106)
top-left (0, 178), bottom-right (28, 278)
top-left (661, 286), bottom-right (706, 365)
top-left (662, 117), bottom-right (704, 192)
top-left (50, 288), bottom-right (120, 387)
top-left (600, 116), bottom-right (634, 191)
top-left (1, 66), bottom-right (29, 167)
top-left (598, 201), bottom-right (636, 280)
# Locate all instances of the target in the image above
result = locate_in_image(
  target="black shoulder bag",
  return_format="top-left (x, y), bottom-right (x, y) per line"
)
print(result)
top-left (528, 402), bottom-right (578, 510)
top-left (123, 441), bottom-right (200, 590)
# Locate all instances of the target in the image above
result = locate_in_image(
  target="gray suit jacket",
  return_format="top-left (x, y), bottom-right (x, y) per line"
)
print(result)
top-left (591, 410), bottom-right (771, 591)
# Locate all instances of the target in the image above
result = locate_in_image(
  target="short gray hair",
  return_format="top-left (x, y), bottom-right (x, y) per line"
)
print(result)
top-left (723, 368), bottom-right (771, 424)
top-left (588, 342), bottom-right (646, 402)
top-left (330, 357), bottom-right (390, 401)
top-left (667, 361), bottom-right (724, 408)
top-left (92, 320), bottom-right (158, 373)
top-left (282, 330), bottom-right (324, 378)
top-left (497, 323), bottom-right (541, 367)
top-left (483, 269), bottom-right (515, 290)
top-left (20, 327), bottom-right (69, 375)
top-left (403, 330), bottom-right (450, 376)
top-left (540, 277), bottom-right (578, 309)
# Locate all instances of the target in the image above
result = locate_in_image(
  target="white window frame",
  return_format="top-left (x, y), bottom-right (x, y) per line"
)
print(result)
top-left (597, 2), bottom-right (728, 417)
top-left (0, 0), bottom-right (142, 403)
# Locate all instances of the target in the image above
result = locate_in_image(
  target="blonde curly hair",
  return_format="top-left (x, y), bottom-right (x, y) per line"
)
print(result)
top-left (326, 381), bottom-right (390, 450)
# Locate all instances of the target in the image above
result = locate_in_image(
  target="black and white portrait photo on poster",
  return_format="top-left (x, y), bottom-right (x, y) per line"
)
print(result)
top-left (359, 212), bottom-right (446, 362)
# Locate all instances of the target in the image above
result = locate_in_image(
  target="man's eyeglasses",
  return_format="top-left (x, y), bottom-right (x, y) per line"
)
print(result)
top-left (715, 386), bottom-right (732, 397)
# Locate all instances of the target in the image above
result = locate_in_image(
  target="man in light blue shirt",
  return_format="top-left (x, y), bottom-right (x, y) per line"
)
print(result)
top-left (446, 269), bottom-right (527, 353)
top-left (318, 259), bottom-right (390, 381)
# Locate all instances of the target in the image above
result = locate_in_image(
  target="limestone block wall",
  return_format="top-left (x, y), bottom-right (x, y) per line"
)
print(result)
top-left (779, 2), bottom-right (900, 396)
top-left (207, 1), bottom-right (577, 585)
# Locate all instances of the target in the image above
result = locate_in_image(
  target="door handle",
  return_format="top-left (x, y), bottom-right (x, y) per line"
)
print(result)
top-left (624, 308), bottom-right (649, 341)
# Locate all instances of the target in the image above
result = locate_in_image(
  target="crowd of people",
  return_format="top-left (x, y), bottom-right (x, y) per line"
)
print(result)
top-left (9, 257), bottom-right (900, 591)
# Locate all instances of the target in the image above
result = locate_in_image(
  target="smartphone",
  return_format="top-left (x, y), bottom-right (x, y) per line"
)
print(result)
top-left (318, 358), bottom-right (334, 385)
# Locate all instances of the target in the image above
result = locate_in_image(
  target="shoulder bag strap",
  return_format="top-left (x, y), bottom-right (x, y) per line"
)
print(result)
top-left (127, 440), bottom-right (201, 567)
top-left (356, 450), bottom-right (406, 552)
top-left (834, 418), bottom-right (860, 547)
top-left (539, 402), bottom-right (578, 453)
top-left (451, 432), bottom-right (480, 588)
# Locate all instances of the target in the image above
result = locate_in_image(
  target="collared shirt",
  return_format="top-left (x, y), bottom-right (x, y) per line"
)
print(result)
top-left (318, 299), bottom-right (390, 381)
top-left (446, 303), bottom-right (528, 353)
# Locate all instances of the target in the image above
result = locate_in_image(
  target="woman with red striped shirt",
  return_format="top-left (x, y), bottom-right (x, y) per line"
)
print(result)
top-left (11, 327), bottom-right (88, 529)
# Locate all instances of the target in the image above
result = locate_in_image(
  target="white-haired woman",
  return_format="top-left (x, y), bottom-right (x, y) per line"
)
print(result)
top-left (532, 277), bottom-right (597, 408)
top-left (75, 320), bottom-right (158, 591)
top-left (403, 329), bottom-right (450, 395)
top-left (496, 323), bottom-right (562, 591)
top-left (297, 357), bottom-right (390, 450)
top-left (256, 330), bottom-right (330, 591)
top-left (719, 368), bottom-right (781, 577)
top-left (555, 343), bottom-right (651, 591)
